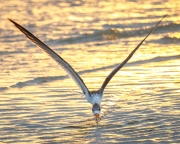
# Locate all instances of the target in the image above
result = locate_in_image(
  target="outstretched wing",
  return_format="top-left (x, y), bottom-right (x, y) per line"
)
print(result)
top-left (100, 15), bottom-right (167, 91)
top-left (9, 19), bottom-right (90, 97)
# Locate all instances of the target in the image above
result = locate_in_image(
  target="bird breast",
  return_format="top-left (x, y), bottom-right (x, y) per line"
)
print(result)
top-left (90, 93), bottom-right (102, 105)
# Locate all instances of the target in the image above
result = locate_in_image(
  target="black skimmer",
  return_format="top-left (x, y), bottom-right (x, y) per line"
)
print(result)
top-left (8, 15), bottom-right (166, 123)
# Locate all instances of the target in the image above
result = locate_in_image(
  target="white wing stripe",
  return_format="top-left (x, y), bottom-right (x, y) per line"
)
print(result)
top-left (9, 19), bottom-right (90, 98)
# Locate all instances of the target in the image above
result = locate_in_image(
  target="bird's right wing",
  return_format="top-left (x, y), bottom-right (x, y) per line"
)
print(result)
top-left (9, 19), bottom-right (90, 98)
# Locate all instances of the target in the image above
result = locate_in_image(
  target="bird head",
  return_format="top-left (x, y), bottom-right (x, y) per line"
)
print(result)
top-left (92, 103), bottom-right (101, 118)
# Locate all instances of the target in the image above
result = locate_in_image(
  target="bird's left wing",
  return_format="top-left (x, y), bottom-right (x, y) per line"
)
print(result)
top-left (100, 15), bottom-right (167, 91)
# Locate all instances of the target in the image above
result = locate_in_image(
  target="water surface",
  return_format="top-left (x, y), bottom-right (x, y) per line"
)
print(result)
top-left (0, 0), bottom-right (180, 143)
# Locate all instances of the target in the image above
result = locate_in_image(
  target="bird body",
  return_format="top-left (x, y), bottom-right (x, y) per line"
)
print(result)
top-left (90, 93), bottom-right (102, 105)
top-left (8, 15), bottom-right (166, 123)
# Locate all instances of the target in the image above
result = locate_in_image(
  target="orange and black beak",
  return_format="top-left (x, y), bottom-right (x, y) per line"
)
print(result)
top-left (94, 113), bottom-right (99, 118)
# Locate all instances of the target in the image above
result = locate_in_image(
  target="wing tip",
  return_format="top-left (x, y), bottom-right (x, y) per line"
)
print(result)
top-left (8, 18), bottom-right (14, 23)
top-left (8, 18), bottom-right (20, 27)
top-left (162, 14), bottom-right (168, 20)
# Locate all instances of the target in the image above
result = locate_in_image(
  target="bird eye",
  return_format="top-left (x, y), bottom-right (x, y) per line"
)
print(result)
top-left (92, 109), bottom-right (94, 111)
top-left (99, 108), bottom-right (101, 111)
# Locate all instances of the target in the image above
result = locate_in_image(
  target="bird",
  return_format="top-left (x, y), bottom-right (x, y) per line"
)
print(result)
top-left (8, 15), bottom-right (166, 123)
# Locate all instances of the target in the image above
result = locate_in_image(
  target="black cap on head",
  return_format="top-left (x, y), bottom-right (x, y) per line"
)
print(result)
top-left (92, 103), bottom-right (100, 111)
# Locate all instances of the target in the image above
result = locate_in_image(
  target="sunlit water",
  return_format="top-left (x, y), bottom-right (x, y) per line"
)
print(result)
top-left (0, 0), bottom-right (180, 143)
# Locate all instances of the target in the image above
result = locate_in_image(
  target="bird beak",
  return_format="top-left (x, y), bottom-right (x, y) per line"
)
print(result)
top-left (94, 113), bottom-right (99, 118)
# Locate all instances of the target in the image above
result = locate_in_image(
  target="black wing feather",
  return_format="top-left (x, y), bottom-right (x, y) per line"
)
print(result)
top-left (9, 19), bottom-right (90, 98)
top-left (100, 15), bottom-right (167, 91)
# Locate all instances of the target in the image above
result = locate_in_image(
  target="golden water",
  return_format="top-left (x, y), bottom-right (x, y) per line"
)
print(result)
top-left (0, 0), bottom-right (180, 143)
